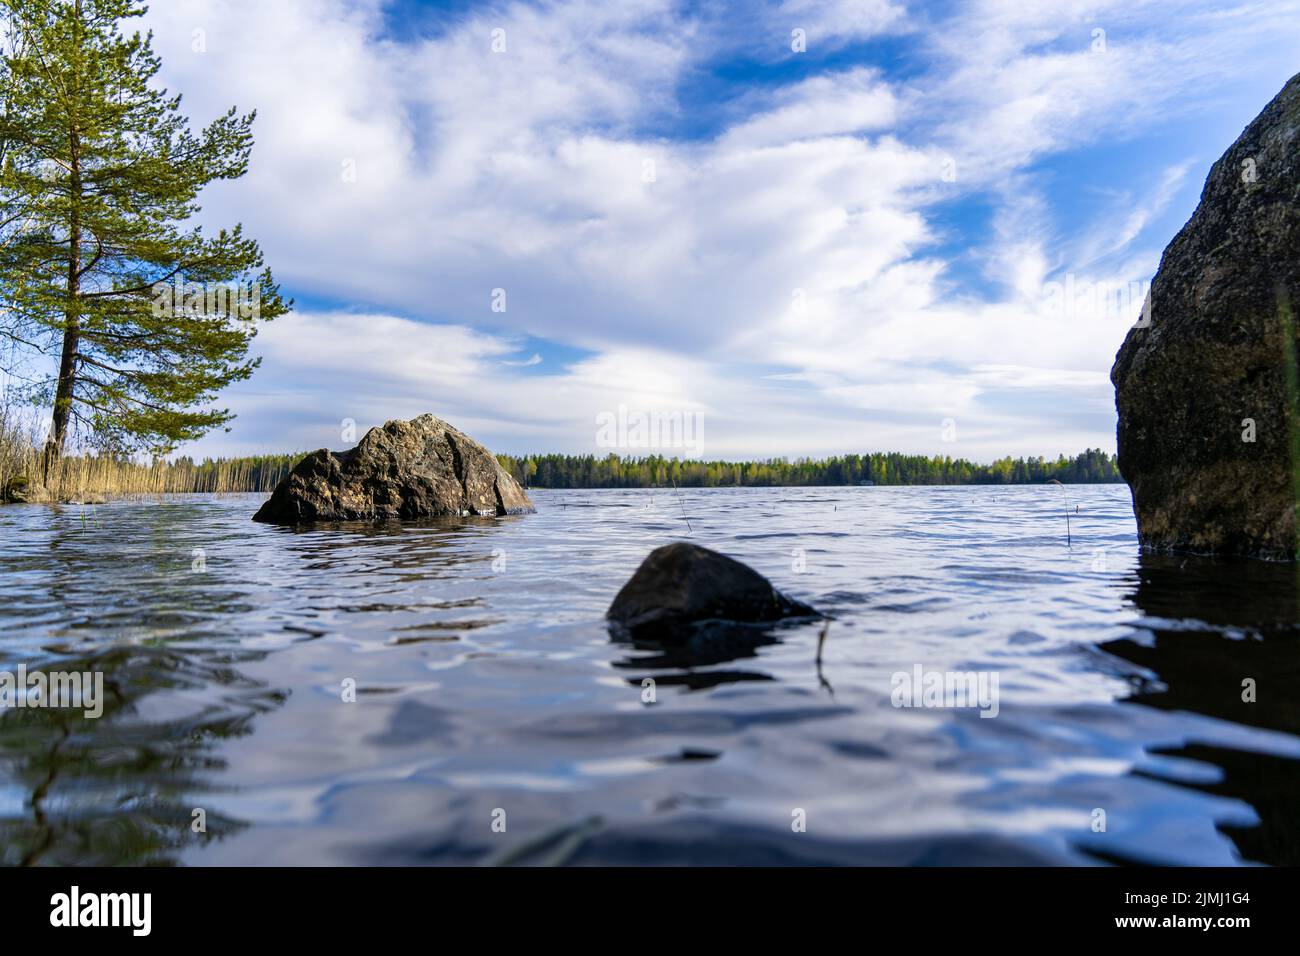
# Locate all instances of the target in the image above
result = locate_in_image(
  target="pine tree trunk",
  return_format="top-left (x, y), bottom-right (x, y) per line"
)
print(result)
top-left (45, 239), bottom-right (80, 474)
top-left (43, 1), bottom-right (83, 483)
top-left (44, 166), bottom-right (81, 480)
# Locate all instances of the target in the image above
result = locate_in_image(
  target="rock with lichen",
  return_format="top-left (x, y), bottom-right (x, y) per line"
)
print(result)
top-left (252, 414), bottom-right (534, 524)
top-left (1111, 72), bottom-right (1300, 559)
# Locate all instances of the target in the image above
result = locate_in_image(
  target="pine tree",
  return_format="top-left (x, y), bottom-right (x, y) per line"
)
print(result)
top-left (0, 0), bottom-right (288, 473)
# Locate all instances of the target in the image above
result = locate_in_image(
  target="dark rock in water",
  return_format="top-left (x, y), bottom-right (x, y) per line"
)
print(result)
top-left (606, 542), bottom-right (817, 638)
top-left (1111, 72), bottom-right (1300, 559)
top-left (252, 413), bottom-right (534, 524)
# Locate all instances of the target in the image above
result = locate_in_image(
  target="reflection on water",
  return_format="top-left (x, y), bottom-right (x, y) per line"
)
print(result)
top-left (1099, 555), bottom-right (1300, 865)
top-left (1, 487), bottom-right (1299, 865)
top-left (0, 643), bottom-right (281, 865)
top-left (611, 620), bottom-right (787, 691)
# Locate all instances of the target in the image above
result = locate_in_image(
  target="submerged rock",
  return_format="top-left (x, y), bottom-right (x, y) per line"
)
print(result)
top-left (606, 542), bottom-right (817, 638)
top-left (252, 414), bottom-right (534, 524)
top-left (1111, 72), bottom-right (1300, 559)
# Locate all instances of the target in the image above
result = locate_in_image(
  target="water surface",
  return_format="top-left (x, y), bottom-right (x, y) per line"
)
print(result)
top-left (2, 486), bottom-right (1298, 865)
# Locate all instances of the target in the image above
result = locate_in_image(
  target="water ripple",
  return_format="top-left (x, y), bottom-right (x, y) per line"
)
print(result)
top-left (1, 485), bottom-right (1298, 865)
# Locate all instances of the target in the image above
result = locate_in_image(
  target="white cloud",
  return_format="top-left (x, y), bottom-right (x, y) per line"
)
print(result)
top-left (502, 352), bottom-right (543, 366)
top-left (778, 0), bottom-right (908, 45)
top-left (720, 69), bottom-right (898, 149)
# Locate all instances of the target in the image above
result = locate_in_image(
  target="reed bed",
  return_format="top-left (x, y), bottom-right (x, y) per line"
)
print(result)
top-left (0, 430), bottom-right (296, 503)
top-left (41, 452), bottom-right (295, 499)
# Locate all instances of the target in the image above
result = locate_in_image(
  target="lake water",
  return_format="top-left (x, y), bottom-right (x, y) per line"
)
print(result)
top-left (2, 485), bottom-right (1298, 866)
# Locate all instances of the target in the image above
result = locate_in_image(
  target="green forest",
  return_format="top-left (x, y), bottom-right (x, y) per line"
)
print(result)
top-left (495, 448), bottom-right (1122, 488)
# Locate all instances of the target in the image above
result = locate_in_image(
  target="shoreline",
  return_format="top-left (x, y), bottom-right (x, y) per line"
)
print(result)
top-left (0, 445), bottom-right (1123, 504)
top-left (0, 480), bottom-right (1123, 509)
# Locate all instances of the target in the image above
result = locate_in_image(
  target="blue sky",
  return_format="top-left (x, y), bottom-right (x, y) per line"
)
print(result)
top-left (129, 0), bottom-right (1300, 461)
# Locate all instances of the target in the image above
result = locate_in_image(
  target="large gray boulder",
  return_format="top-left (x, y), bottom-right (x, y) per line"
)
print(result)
top-left (607, 542), bottom-right (817, 639)
top-left (1111, 72), bottom-right (1300, 559)
top-left (252, 414), bottom-right (534, 524)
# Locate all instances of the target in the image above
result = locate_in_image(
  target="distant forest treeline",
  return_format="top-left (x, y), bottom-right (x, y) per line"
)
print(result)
top-left (0, 436), bottom-right (1121, 501)
top-left (496, 448), bottom-right (1122, 488)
